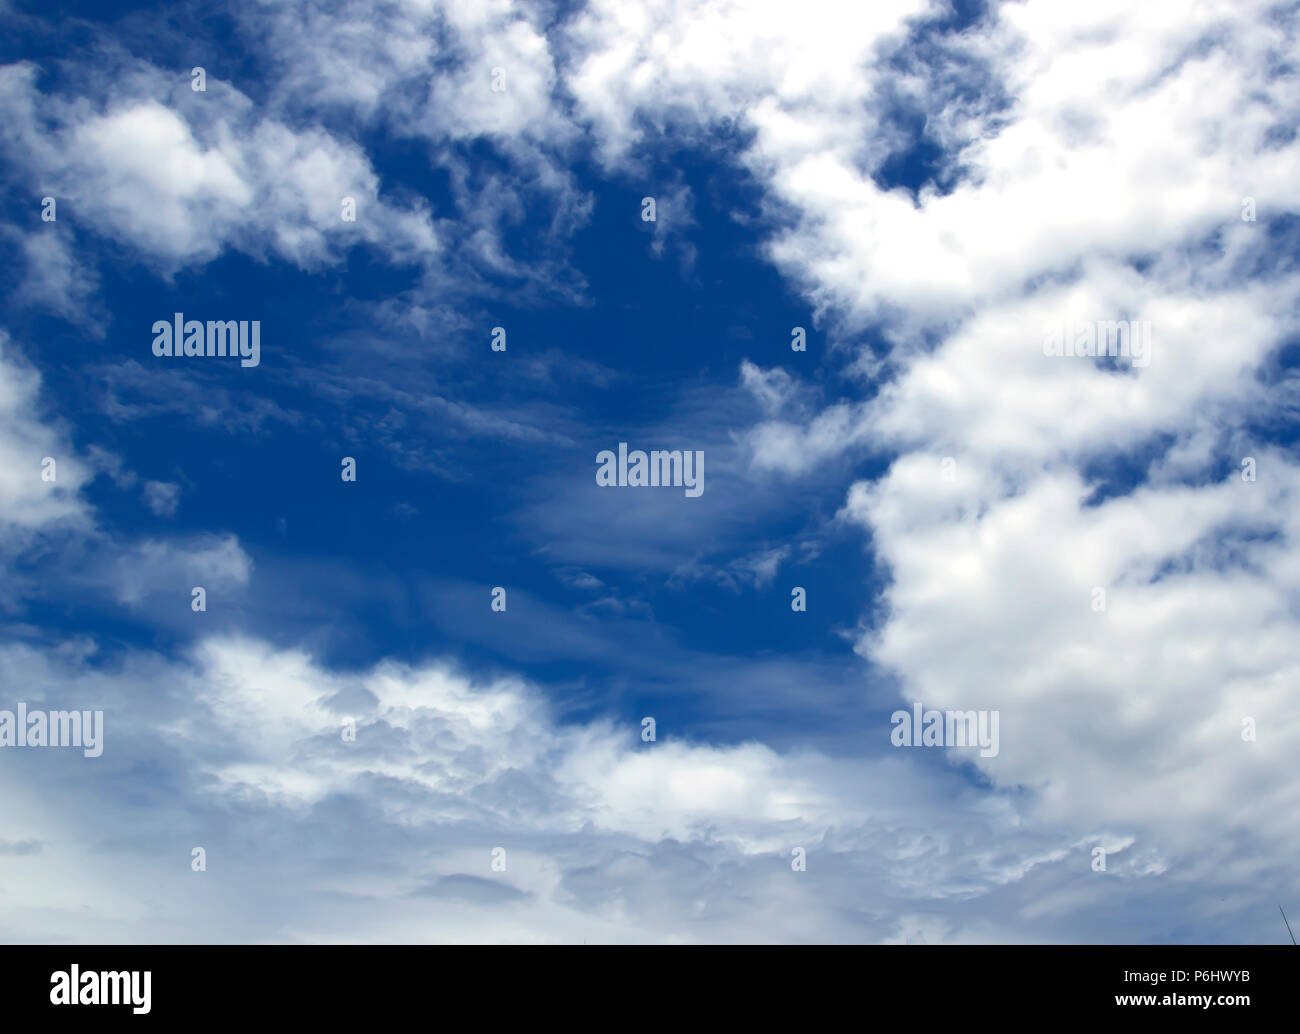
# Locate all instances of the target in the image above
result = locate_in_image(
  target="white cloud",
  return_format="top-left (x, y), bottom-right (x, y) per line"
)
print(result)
top-left (0, 333), bottom-right (91, 536)
top-left (110, 535), bottom-right (252, 608)
top-left (0, 61), bottom-right (437, 274)
top-left (566, 0), bottom-right (929, 166)
top-left (142, 480), bottom-right (181, 518)
top-left (562, 0), bottom-right (1300, 930)
top-left (0, 634), bottom-right (1102, 943)
top-left (6, 229), bottom-right (103, 331)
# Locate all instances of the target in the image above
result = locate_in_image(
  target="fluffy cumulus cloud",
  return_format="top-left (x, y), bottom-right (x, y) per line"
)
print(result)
top-left (234, 0), bottom-right (594, 291)
top-left (0, 60), bottom-right (437, 272)
top-left (0, 634), bottom-right (1107, 943)
top-left (568, 0), bottom-right (1300, 934)
top-left (565, 0), bottom-right (930, 165)
top-left (718, 0), bottom-right (1300, 928)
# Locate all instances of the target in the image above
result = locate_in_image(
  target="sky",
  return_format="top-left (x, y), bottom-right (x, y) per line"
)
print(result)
top-left (0, 0), bottom-right (1297, 944)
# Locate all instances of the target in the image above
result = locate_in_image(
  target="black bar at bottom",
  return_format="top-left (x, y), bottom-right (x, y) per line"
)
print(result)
top-left (0, 945), bottom-right (1288, 1022)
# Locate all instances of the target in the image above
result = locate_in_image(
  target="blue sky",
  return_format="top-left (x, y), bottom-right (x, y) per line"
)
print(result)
top-left (0, 0), bottom-right (1298, 943)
